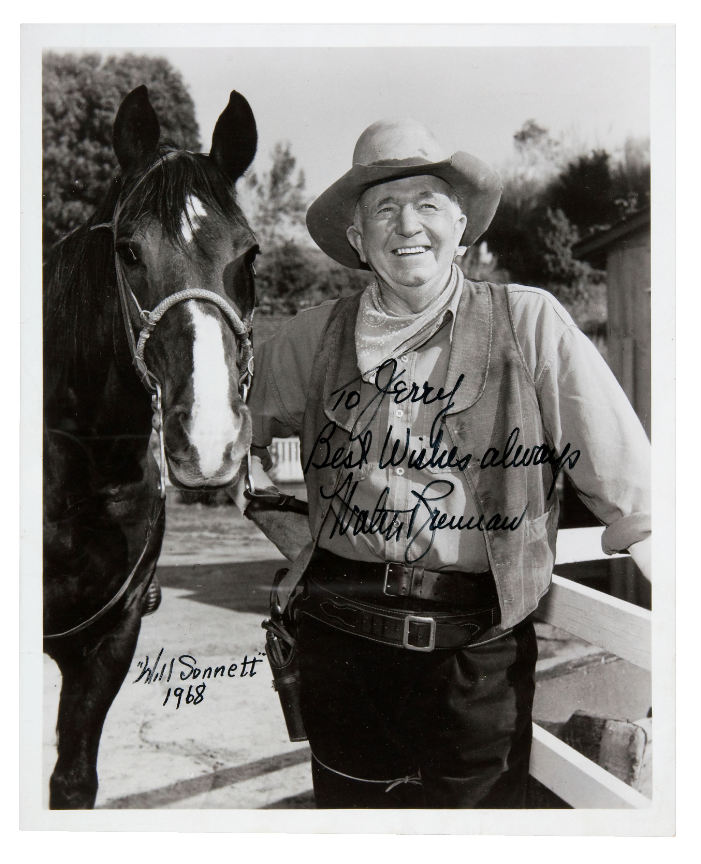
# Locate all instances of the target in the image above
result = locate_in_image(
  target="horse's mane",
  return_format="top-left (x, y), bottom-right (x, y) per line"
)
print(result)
top-left (44, 145), bottom-right (249, 397)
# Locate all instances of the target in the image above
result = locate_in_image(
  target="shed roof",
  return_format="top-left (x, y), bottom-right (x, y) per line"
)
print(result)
top-left (573, 206), bottom-right (650, 267)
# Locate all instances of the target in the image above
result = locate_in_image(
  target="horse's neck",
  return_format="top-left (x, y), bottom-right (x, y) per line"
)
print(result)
top-left (50, 375), bottom-right (154, 497)
top-left (47, 336), bottom-right (149, 424)
top-left (45, 293), bottom-right (154, 487)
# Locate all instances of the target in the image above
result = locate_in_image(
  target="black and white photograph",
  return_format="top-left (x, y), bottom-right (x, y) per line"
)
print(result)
top-left (20, 23), bottom-right (675, 833)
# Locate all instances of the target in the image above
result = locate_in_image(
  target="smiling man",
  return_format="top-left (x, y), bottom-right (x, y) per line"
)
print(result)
top-left (237, 118), bottom-right (651, 809)
top-left (347, 174), bottom-right (466, 310)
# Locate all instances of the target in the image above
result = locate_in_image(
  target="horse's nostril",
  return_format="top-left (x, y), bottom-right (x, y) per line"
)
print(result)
top-left (163, 406), bottom-right (191, 454)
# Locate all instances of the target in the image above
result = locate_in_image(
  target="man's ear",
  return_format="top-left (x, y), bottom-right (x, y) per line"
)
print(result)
top-left (346, 225), bottom-right (367, 264)
top-left (454, 212), bottom-right (468, 244)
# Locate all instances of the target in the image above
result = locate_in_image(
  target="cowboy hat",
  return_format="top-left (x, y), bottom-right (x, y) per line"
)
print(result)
top-left (306, 118), bottom-right (503, 270)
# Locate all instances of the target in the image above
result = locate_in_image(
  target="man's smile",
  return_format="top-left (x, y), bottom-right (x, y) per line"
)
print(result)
top-left (392, 245), bottom-right (431, 256)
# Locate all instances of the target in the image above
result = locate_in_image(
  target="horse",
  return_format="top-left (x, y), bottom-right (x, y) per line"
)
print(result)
top-left (42, 85), bottom-right (259, 809)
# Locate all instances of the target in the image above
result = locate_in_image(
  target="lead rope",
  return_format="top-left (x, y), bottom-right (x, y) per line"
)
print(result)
top-left (239, 357), bottom-right (259, 496)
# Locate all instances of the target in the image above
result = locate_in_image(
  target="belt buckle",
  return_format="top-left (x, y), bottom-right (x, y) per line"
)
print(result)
top-left (402, 614), bottom-right (436, 652)
top-left (384, 561), bottom-right (419, 597)
top-left (383, 562), bottom-right (401, 596)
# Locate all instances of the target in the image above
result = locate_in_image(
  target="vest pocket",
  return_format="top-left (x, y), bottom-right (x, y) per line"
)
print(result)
top-left (524, 508), bottom-right (557, 572)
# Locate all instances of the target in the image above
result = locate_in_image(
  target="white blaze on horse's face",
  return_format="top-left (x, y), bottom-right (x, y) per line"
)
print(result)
top-left (180, 196), bottom-right (208, 244)
top-left (186, 300), bottom-right (243, 480)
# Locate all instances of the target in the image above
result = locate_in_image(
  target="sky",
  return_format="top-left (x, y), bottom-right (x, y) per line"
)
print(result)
top-left (137, 45), bottom-right (649, 198)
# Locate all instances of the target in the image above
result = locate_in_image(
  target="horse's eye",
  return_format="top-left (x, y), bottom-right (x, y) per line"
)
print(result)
top-left (117, 242), bottom-right (140, 267)
top-left (247, 245), bottom-right (260, 276)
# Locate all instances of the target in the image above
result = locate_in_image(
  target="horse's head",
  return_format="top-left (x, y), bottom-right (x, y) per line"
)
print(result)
top-left (110, 86), bottom-right (258, 488)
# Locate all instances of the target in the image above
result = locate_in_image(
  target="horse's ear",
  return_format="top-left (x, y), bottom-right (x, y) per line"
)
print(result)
top-left (112, 85), bottom-right (160, 175)
top-left (210, 90), bottom-right (257, 183)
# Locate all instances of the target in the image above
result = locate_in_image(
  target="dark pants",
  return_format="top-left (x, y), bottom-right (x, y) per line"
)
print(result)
top-left (298, 616), bottom-right (537, 808)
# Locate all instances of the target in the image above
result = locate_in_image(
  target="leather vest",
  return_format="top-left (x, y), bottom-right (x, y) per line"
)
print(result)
top-left (300, 280), bottom-right (558, 632)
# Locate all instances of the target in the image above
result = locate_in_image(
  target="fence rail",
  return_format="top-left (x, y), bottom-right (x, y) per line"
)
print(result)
top-left (531, 559), bottom-right (651, 808)
top-left (536, 575), bottom-right (651, 671)
top-left (530, 723), bottom-right (651, 809)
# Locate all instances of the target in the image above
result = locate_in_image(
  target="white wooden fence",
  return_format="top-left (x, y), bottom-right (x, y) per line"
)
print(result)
top-left (531, 529), bottom-right (652, 808)
top-left (270, 437), bottom-right (304, 482)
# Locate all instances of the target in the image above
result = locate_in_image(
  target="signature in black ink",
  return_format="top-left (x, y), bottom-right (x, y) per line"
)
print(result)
top-left (320, 474), bottom-right (527, 564)
top-left (132, 649), bottom-right (267, 709)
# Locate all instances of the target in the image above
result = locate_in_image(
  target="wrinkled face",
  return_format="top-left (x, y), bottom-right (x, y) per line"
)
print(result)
top-left (117, 189), bottom-right (257, 488)
top-left (346, 175), bottom-right (466, 304)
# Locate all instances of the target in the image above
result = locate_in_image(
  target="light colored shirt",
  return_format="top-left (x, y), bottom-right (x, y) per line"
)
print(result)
top-left (249, 282), bottom-right (651, 564)
top-left (320, 299), bottom-right (492, 570)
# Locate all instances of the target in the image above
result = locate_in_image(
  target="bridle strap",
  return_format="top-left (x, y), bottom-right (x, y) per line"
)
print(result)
top-left (109, 153), bottom-right (178, 371)
top-left (44, 498), bottom-right (165, 640)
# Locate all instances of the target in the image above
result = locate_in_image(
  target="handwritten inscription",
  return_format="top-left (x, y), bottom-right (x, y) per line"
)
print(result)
top-left (132, 648), bottom-right (267, 708)
top-left (330, 358), bottom-right (465, 443)
top-left (306, 359), bottom-right (580, 563)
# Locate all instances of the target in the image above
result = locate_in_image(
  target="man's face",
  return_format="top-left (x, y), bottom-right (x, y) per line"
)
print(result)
top-left (346, 175), bottom-right (467, 299)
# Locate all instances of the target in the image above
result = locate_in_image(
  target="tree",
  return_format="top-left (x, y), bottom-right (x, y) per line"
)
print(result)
top-left (485, 118), bottom-right (650, 293)
top-left (252, 242), bottom-right (367, 315)
top-left (546, 149), bottom-right (617, 232)
top-left (484, 120), bottom-right (564, 286)
top-left (511, 119), bottom-right (563, 188)
top-left (253, 240), bottom-right (319, 314)
top-left (538, 206), bottom-right (598, 287)
top-left (241, 141), bottom-right (308, 248)
top-left (239, 140), bottom-right (367, 314)
top-left (42, 52), bottom-right (200, 248)
top-left (611, 136), bottom-right (651, 216)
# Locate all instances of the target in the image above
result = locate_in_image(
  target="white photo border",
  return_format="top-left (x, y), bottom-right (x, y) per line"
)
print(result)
top-left (20, 22), bottom-right (676, 836)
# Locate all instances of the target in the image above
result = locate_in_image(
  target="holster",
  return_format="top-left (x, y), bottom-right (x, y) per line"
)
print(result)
top-left (262, 567), bottom-right (307, 742)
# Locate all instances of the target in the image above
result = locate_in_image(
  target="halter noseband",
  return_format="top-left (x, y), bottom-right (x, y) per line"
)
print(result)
top-left (94, 150), bottom-right (255, 497)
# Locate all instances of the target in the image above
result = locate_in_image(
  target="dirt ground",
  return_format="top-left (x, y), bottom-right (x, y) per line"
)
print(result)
top-left (42, 491), bottom-right (650, 810)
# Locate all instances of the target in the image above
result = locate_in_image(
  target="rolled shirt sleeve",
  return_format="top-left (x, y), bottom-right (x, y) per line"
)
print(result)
top-left (510, 285), bottom-right (651, 554)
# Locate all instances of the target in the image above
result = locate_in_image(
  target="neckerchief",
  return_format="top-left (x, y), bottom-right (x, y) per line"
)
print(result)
top-left (355, 264), bottom-right (462, 381)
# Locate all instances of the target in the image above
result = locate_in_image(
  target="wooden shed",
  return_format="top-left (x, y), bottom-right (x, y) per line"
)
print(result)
top-left (574, 207), bottom-right (651, 437)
